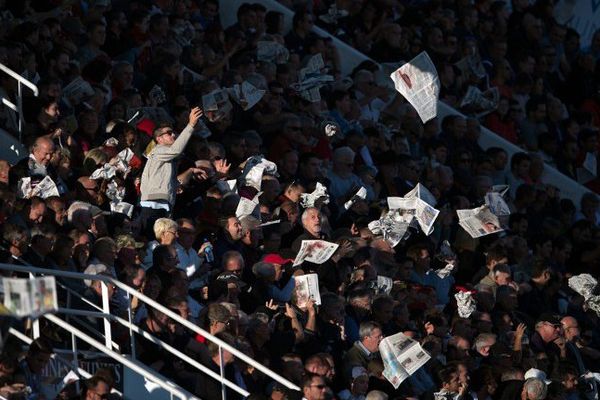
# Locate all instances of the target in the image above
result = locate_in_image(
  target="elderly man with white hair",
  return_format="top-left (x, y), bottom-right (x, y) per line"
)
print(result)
top-left (327, 147), bottom-right (373, 210)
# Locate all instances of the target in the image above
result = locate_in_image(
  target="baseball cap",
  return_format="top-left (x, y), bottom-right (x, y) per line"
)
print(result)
top-left (252, 262), bottom-right (276, 278)
top-left (262, 254), bottom-right (293, 265)
top-left (216, 272), bottom-right (247, 288)
top-left (537, 313), bottom-right (561, 326)
top-left (524, 368), bottom-right (552, 385)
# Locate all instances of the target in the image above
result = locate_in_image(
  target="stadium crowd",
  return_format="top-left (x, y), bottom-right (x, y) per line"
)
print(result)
top-left (0, 0), bottom-right (600, 400)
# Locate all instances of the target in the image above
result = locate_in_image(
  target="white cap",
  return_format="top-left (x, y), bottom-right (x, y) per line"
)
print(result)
top-left (524, 368), bottom-right (552, 385)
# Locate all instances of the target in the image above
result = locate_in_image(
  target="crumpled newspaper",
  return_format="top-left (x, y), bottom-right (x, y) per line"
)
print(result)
top-left (17, 176), bottom-right (60, 199)
top-left (568, 274), bottom-right (600, 315)
top-left (344, 187), bottom-right (367, 210)
top-left (242, 155), bottom-right (278, 177)
top-left (90, 164), bottom-right (117, 180)
top-left (434, 389), bottom-right (459, 400)
top-left (323, 121), bottom-right (339, 137)
top-left (455, 291), bottom-right (476, 318)
top-left (105, 180), bottom-right (125, 203)
top-left (368, 210), bottom-right (413, 247)
top-left (244, 165), bottom-right (265, 191)
top-left (300, 182), bottom-right (330, 208)
top-left (257, 41), bottom-right (290, 64)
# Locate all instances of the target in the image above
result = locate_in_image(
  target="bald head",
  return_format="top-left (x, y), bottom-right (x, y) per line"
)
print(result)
top-left (32, 137), bottom-right (55, 166)
top-left (561, 316), bottom-right (580, 341)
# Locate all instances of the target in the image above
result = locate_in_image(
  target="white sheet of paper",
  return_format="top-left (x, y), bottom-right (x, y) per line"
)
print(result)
top-left (294, 273), bottom-right (321, 308)
top-left (390, 52), bottom-right (440, 123)
top-left (293, 240), bottom-right (339, 266)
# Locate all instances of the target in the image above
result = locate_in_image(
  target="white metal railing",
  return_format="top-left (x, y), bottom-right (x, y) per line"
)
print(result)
top-left (0, 263), bottom-right (301, 400)
top-left (0, 62), bottom-right (39, 142)
top-left (219, 0), bottom-right (593, 209)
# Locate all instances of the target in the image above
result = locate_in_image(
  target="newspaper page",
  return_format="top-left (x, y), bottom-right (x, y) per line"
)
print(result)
top-left (344, 187), bottom-right (367, 210)
top-left (245, 165), bottom-right (265, 191)
top-left (404, 183), bottom-right (437, 207)
top-left (202, 89), bottom-right (232, 122)
top-left (368, 210), bottom-right (413, 248)
top-left (457, 205), bottom-right (503, 238)
top-left (293, 53), bottom-right (335, 102)
top-left (228, 81), bottom-right (265, 111)
top-left (242, 155), bottom-right (278, 177)
top-left (62, 76), bottom-right (94, 106)
top-left (294, 273), bottom-right (321, 308)
top-left (379, 332), bottom-right (431, 388)
top-left (460, 86), bottom-right (499, 116)
top-left (18, 176), bottom-right (61, 199)
top-left (388, 196), bottom-right (439, 236)
top-left (257, 41), bottom-right (290, 64)
top-left (3, 276), bottom-right (58, 318)
top-left (389, 52), bottom-right (440, 123)
top-left (293, 240), bottom-right (339, 266)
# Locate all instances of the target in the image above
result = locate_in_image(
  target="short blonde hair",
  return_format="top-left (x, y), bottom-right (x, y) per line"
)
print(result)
top-left (153, 218), bottom-right (177, 240)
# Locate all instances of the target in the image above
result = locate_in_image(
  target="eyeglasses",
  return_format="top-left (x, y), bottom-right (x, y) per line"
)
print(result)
top-left (311, 384), bottom-right (327, 390)
top-left (158, 129), bottom-right (175, 137)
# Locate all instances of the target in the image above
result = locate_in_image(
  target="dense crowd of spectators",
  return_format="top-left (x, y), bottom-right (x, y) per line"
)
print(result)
top-left (0, 0), bottom-right (599, 400)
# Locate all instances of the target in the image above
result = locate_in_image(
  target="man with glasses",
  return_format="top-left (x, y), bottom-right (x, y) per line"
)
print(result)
top-left (83, 375), bottom-right (111, 400)
top-left (342, 321), bottom-right (383, 385)
top-left (139, 107), bottom-right (202, 239)
top-left (301, 373), bottom-right (329, 400)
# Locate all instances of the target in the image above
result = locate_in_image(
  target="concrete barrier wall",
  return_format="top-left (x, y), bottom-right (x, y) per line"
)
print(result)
top-left (220, 0), bottom-right (592, 208)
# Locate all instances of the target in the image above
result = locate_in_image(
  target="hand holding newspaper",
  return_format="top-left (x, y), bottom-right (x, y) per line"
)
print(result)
top-left (202, 88), bottom-right (233, 122)
top-left (405, 182), bottom-right (437, 207)
top-left (2, 276), bottom-right (58, 318)
top-left (236, 192), bottom-right (261, 219)
top-left (293, 240), bottom-right (339, 266)
top-left (379, 332), bottom-right (431, 388)
top-left (368, 209), bottom-right (414, 247)
top-left (294, 273), bottom-right (321, 308)
top-left (457, 206), bottom-right (503, 238)
top-left (390, 52), bottom-right (440, 123)
top-left (18, 176), bottom-right (60, 199)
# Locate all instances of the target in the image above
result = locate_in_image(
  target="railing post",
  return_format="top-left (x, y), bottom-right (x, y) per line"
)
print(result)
top-left (219, 346), bottom-right (227, 400)
top-left (17, 82), bottom-right (23, 142)
top-left (127, 292), bottom-right (136, 359)
top-left (101, 281), bottom-right (112, 350)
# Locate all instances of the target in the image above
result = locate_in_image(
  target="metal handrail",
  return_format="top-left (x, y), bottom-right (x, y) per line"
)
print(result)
top-left (44, 313), bottom-right (197, 400)
top-left (0, 63), bottom-right (39, 95)
top-left (0, 263), bottom-right (302, 393)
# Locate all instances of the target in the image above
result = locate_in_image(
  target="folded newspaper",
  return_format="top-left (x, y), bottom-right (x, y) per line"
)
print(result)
top-left (293, 240), bottom-right (339, 266)
top-left (294, 273), bottom-right (322, 308)
top-left (377, 275), bottom-right (393, 295)
top-left (300, 182), bottom-right (330, 208)
top-left (257, 41), bottom-right (290, 64)
top-left (390, 52), bottom-right (440, 123)
top-left (344, 187), bottom-right (367, 210)
top-left (379, 332), bottom-right (431, 388)
top-left (568, 274), bottom-right (600, 316)
top-left (405, 182), bottom-right (437, 207)
top-left (228, 81), bottom-right (265, 111)
top-left (17, 176), bottom-right (60, 199)
top-left (457, 206), bottom-right (503, 238)
top-left (459, 86), bottom-right (499, 116)
top-left (236, 192), bottom-right (261, 219)
top-left (2, 276), bottom-right (58, 318)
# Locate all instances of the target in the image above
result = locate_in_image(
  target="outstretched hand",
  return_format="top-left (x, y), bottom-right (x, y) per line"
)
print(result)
top-left (189, 107), bottom-right (203, 127)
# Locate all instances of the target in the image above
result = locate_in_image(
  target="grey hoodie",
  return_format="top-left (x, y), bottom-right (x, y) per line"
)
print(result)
top-left (140, 124), bottom-right (194, 206)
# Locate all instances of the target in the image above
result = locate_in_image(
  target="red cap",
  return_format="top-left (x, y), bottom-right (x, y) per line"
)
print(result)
top-left (137, 118), bottom-right (156, 137)
top-left (263, 254), bottom-right (293, 265)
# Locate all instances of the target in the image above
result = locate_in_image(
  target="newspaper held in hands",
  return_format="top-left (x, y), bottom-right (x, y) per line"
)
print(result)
top-left (568, 274), bottom-right (600, 316)
top-left (245, 165), bottom-right (265, 191)
top-left (17, 176), bottom-right (60, 199)
top-left (460, 86), bottom-right (500, 116)
top-left (379, 332), bottom-right (431, 388)
top-left (368, 209), bottom-right (414, 247)
top-left (62, 76), bottom-right (94, 107)
top-left (404, 183), bottom-right (437, 207)
top-left (236, 192), bottom-right (261, 219)
top-left (457, 206), bottom-right (504, 238)
top-left (293, 240), bottom-right (339, 266)
top-left (228, 81), bottom-right (265, 111)
top-left (90, 164), bottom-right (117, 180)
top-left (390, 52), bottom-right (440, 123)
top-left (202, 89), bottom-right (233, 122)
top-left (291, 53), bottom-right (334, 103)
top-left (344, 187), bottom-right (368, 210)
top-left (257, 41), bottom-right (290, 64)
top-left (433, 240), bottom-right (457, 278)
top-left (2, 276), bottom-right (58, 318)
top-left (294, 273), bottom-right (321, 308)
top-left (455, 291), bottom-right (477, 318)
top-left (300, 182), bottom-right (330, 208)
top-left (387, 196), bottom-right (439, 236)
